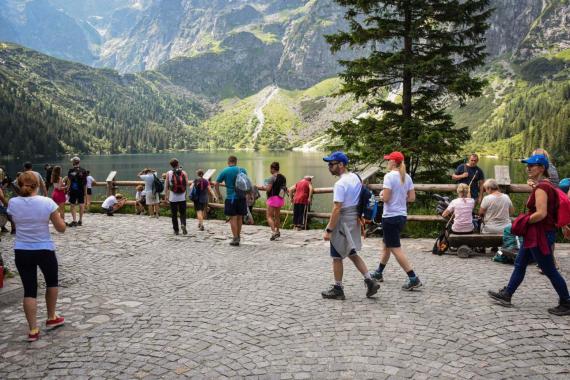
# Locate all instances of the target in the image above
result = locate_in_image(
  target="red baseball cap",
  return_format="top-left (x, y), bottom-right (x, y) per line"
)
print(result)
top-left (383, 151), bottom-right (404, 163)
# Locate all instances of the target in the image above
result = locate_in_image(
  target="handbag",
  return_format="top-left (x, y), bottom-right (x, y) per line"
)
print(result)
top-left (511, 213), bottom-right (530, 237)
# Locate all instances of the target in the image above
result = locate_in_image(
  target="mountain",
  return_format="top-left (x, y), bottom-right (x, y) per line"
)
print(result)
top-left (0, 42), bottom-right (210, 158)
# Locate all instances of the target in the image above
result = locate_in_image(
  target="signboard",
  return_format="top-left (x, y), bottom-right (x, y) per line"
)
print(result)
top-left (494, 165), bottom-right (511, 185)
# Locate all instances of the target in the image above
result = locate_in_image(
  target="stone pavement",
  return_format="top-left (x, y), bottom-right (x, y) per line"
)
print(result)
top-left (0, 213), bottom-right (569, 379)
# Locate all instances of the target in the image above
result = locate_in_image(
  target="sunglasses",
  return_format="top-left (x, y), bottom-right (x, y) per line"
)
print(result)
top-left (327, 161), bottom-right (340, 167)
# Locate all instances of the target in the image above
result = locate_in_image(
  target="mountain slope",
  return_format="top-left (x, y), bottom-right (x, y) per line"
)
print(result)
top-left (0, 42), bottom-right (210, 158)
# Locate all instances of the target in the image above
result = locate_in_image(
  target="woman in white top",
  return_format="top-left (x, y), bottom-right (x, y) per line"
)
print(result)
top-left (85, 171), bottom-right (95, 210)
top-left (139, 168), bottom-right (160, 218)
top-left (443, 183), bottom-right (475, 233)
top-left (371, 151), bottom-right (422, 290)
top-left (479, 179), bottom-right (514, 234)
top-left (7, 172), bottom-right (66, 342)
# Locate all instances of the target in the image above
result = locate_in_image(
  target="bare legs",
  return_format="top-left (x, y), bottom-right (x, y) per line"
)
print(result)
top-left (267, 206), bottom-right (281, 237)
top-left (70, 204), bottom-right (85, 223)
top-left (332, 255), bottom-right (370, 282)
top-left (380, 245), bottom-right (413, 272)
top-left (23, 287), bottom-right (58, 332)
top-left (229, 216), bottom-right (243, 239)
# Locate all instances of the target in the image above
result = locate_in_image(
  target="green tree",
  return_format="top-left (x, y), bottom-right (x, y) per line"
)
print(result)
top-left (326, 0), bottom-right (492, 180)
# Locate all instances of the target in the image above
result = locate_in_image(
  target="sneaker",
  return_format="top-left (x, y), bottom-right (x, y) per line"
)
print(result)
top-left (229, 237), bottom-right (240, 247)
top-left (270, 233), bottom-right (277, 241)
top-left (548, 300), bottom-right (570, 316)
top-left (66, 221), bottom-right (77, 227)
top-left (174, 230), bottom-right (179, 235)
top-left (77, 220), bottom-right (82, 226)
top-left (46, 316), bottom-right (65, 329)
top-left (487, 287), bottom-right (512, 307)
top-left (321, 285), bottom-right (346, 300)
top-left (27, 329), bottom-right (40, 342)
top-left (402, 276), bottom-right (423, 291)
top-left (181, 225), bottom-right (187, 235)
top-left (371, 271), bottom-right (384, 282)
top-left (364, 278), bottom-right (380, 298)
top-left (199, 224), bottom-right (204, 231)
top-left (275, 231), bottom-right (281, 238)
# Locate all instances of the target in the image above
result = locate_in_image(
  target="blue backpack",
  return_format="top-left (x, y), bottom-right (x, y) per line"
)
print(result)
top-left (355, 173), bottom-right (378, 222)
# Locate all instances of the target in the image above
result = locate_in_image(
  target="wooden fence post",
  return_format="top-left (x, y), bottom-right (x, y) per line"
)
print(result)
top-left (106, 171), bottom-right (117, 196)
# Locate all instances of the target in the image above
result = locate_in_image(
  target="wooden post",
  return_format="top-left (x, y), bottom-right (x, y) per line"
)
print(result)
top-left (106, 171), bottom-right (117, 196)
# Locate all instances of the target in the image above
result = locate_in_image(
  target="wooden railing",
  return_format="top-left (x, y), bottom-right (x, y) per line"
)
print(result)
top-left (90, 170), bottom-right (532, 222)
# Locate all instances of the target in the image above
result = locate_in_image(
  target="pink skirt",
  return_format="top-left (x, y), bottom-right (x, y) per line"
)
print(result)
top-left (266, 195), bottom-right (285, 208)
top-left (52, 189), bottom-right (66, 205)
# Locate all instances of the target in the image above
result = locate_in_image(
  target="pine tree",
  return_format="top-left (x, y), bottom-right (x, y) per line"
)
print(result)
top-left (326, 0), bottom-right (492, 180)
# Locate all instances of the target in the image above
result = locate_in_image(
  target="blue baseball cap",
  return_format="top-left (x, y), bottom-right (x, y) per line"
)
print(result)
top-left (323, 151), bottom-right (349, 165)
top-left (521, 154), bottom-right (549, 170)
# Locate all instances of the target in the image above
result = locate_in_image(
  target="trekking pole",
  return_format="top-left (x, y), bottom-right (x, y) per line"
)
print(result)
top-left (303, 201), bottom-right (310, 230)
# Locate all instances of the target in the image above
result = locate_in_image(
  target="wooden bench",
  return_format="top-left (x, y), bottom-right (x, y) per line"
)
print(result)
top-left (447, 233), bottom-right (503, 258)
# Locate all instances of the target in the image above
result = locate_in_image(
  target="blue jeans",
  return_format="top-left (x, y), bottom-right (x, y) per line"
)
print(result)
top-left (506, 235), bottom-right (570, 301)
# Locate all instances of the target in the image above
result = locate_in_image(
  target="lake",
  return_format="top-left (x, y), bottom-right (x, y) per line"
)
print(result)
top-left (0, 152), bottom-right (528, 211)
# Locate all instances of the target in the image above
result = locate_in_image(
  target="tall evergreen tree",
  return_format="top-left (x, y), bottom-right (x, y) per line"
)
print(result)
top-left (326, 0), bottom-right (492, 180)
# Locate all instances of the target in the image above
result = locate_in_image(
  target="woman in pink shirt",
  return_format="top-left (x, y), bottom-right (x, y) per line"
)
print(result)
top-left (443, 183), bottom-right (475, 233)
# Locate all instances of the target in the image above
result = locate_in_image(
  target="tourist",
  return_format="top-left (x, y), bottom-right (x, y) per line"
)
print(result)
top-left (451, 153), bottom-right (485, 204)
top-left (139, 168), bottom-right (160, 218)
top-left (101, 193), bottom-right (126, 216)
top-left (321, 151), bottom-right (379, 300)
top-left (442, 183), bottom-right (475, 234)
top-left (135, 185), bottom-right (146, 215)
top-left (479, 179), bottom-right (514, 234)
top-left (85, 171), bottom-right (95, 210)
top-left (165, 159), bottom-right (188, 235)
top-left (371, 151), bottom-right (422, 290)
top-left (488, 154), bottom-right (570, 315)
top-left (258, 162), bottom-right (287, 240)
top-left (23, 162), bottom-right (47, 196)
top-left (6, 172), bottom-right (66, 341)
top-left (44, 164), bottom-right (53, 194)
top-left (214, 156), bottom-right (248, 246)
top-left (190, 169), bottom-right (216, 231)
top-left (532, 148), bottom-right (560, 187)
top-left (50, 166), bottom-right (67, 221)
top-left (290, 175), bottom-right (314, 230)
top-left (66, 157), bottom-right (87, 227)
top-left (0, 183), bottom-right (13, 233)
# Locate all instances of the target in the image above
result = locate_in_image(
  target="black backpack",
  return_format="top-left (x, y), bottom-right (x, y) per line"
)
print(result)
top-left (152, 174), bottom-right (164, 194)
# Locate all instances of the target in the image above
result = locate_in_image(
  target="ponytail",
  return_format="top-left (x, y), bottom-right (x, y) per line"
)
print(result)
top-left (398, 162), bottom-right (406, 184)
top-left (17, 172), bottom-right (39, 197)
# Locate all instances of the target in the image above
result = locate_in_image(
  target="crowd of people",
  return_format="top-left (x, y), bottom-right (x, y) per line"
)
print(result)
top-left (1, 148), bottom-right (570, 342)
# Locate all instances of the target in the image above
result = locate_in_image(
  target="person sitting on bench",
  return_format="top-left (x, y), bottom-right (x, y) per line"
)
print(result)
top-left (479, 179), bottom-right (514, 234)
top-left (442, 183), bottom-right (475, 234)
top-left (101, 193), bottom-right (126, 216)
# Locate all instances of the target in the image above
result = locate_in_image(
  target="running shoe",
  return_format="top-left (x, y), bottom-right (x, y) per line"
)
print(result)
top-left (46, 316), bottom-right (65, 329)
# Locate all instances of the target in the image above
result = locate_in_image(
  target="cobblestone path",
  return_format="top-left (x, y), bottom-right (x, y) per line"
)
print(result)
top-left (1, 214), bottom-right (569, 379)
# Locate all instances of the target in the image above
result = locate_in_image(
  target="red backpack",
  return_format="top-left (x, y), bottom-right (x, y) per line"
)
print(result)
top-left (555, 187), bottom-right (570, 228)
top-left (171, 169), bottom-right (187, 194)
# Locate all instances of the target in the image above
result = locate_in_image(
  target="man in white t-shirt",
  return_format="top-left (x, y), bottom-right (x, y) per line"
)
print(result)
top-left (321, 151), bottom-right (379, 300)
top-left (101, 194), bottom-right (126, 216)
top-left (164, 158), bottom-right (188, 235)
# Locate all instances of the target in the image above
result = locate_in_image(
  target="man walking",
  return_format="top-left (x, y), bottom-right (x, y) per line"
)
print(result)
top-left (452, 153), bottom-right (485, 204)
top-left (321, 151), bottom-right (379, 300)
top-left (164, 158), bottom-right (188, 235)
top-left (23, 162), bottom-right (47, 196)
top-left (215, 156), bottom-right (248, 246)
top-left (67, 157), bottom-right (87, 226)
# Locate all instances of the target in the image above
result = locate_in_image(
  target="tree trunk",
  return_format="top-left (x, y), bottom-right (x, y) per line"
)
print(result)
top-left (402, 3), bottom-right (413, 173)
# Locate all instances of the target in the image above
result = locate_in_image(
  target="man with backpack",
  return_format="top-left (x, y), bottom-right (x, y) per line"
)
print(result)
top-left (215, 156), bottom-right (249, 246)
top-left (321, 151), bottom-right (380, 300)
top-left (67, 157), bottom-right (87, 227)
top-left (165, 159), bottom-right (188, 235)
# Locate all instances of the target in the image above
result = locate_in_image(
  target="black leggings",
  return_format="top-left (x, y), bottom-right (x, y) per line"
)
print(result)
top-left (15, 250), bottom-right (59, 298)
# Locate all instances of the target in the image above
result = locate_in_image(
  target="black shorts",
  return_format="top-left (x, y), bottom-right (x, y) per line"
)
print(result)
top-left (15, 249), bottom-right (59, 298)
top-left (87, 188), bottom-right (92, 195)
top-left (382, 215), bottom-right (407, 248)
top-left (68, 189), bottom-right (85, 204)
top-left (194, 201), bottom-right (207, 211)
top-left (224, 197), bottom-right (247, 216)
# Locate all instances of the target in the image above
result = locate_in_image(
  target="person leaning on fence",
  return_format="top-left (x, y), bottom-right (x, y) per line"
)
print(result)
top-left (452, 153), bottom-right (484, 204)
top-left (478, 179), bottom-right (514, 234)
top-left (6, 172), bottom-right (66, 342)
top-left (321, 151), bottom-right (379, 300)
top-left (101, 193), bottom-right (126, 216)
top-left (165, 159), bottom-right (188, 235)
top-left (371, 151), bottom-right (422, 291)
top-left (488, 154), bottom-right (570, 316)
top-left (215, 156), bottom-right (248, 246)
top-left (442, 183), bottom-right (475, 234)
top-left (290, 175), bottom-right (313, 230)
top-left (139, 168), bottom-right (160, 218)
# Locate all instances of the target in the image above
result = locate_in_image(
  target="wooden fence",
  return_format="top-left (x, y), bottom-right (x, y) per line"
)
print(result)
top-left (89, 170), bottom-right (532, 222)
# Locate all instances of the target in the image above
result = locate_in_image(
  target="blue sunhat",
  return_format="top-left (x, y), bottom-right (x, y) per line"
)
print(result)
top-left (521, 154), bottom-right (549, 170)
top-left (323, 151), bottom-right (349, 165)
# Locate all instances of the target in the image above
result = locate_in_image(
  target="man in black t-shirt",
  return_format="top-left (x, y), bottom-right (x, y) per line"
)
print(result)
top-left (452, 153), bottom-right (485, 204)
top-left (67, 157), bottom-right (87, 227)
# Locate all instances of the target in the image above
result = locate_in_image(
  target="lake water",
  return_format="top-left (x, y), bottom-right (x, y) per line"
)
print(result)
top-left (0, 152), bottom-right (528, 211)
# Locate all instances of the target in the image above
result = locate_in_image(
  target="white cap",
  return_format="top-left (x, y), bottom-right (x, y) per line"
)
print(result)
top-left (304, 175), bottom-right (314, 180)
top-left (71, 156), bottom-right (80, 162)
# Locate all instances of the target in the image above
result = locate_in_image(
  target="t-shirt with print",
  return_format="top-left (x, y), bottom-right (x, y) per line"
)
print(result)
top-left (454, 164), bottom-right (484, 199)
top-left (7, 196), bottom-right (58, 250)
top-left (216, 166), bottom-right (247, 200)
top-left (167, 170), bottom-right (188, 202)
top-left (446, 197), bottom-right (475, 233)
top-left (480, 193), bottom-right (513, 233)
top-left (382, 171), bottom-right (414, 218)
top-left (333, 172), bottom-right (361, 208)
top-left (102, 195), bottom-right (117, 210)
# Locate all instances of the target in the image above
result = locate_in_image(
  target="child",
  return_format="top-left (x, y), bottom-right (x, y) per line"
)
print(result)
top-left (101, 193), bottom-right (126, 216)
top-left (135, 185), bottom-right (146, 215)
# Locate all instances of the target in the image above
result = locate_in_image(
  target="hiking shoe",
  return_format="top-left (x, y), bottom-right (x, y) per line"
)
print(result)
top-left (27, 329), bottom-right (40, 342)
top-left (548, 300), bottom-right (570, 316)
top-left (488, 287), bottom-right (512, 307)
top-left (229, 237), bottom-right (240, 247)
top-left (77, 220), bottom-right (82, 226)
top-left (402, 276), bottom-right (423, 291)
top-left (199, 224), bottom-right (205, 231)
top-left (371, 271), bottom-right (384, 282)
top-left (321, 285), bottom-right (346, 300)
top-left (66, 221), bottom-right (77, 227)
top-left (174, 230), bottom-right (179, 235)
top-left (46, 316), bottom-right (65, 329)
top-left (364, 278), bottom-right (380, 298)
top-left (181, 225), bottom-right (187, 235)
top-left (270, 233), bottom-right (277, 241)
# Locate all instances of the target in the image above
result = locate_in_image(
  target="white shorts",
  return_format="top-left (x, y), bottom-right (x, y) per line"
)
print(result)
top-left (145, 191), bottom-right (160, 205)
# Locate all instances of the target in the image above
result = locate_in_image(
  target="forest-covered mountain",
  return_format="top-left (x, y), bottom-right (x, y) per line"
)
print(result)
top-left (0, 42), bottom-right (210, 158)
